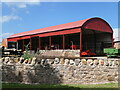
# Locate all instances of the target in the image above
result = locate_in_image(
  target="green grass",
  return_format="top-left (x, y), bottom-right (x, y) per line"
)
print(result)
top-left (1, 83), bottom-right (119, 89)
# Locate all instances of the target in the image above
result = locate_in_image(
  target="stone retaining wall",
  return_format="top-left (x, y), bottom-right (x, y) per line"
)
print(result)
top-left (0, 57), bottom-right (119, 84)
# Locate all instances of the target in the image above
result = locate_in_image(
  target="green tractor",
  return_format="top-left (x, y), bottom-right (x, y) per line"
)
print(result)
top-left (104, 48), bottom-right (120, 57)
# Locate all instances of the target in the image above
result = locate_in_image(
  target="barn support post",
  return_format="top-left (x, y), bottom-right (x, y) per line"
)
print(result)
top-left (30, 38), bottom-right (32, 50)
top-left (80, 29), bottom-right (82, 57)
top-left (16, 41), bottom-right (18, 50)
top-left (62, 35), bottom-right (65, 50)
top-left (49, 36), bottom-right (52, 50)
top-left (38, 37), bottom-right (41, 50)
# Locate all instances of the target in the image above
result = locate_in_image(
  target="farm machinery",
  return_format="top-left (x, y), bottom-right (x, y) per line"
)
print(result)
top-left (104, 48), bottom-right (120, 57)
top-left (104, 41), bottom-right (120, 57)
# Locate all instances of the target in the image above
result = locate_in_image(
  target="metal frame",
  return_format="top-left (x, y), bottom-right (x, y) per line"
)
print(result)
top-left (62, 35), bottom-right (65, 50)
top-left (80, 29), bottom-right (82, 56)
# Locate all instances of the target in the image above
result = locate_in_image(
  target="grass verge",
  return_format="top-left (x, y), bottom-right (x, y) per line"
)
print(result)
top-left (2, 83), bottom-right (119, 89)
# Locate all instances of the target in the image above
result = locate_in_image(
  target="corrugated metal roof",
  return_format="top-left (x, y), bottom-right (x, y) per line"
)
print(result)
top-left (9, 18), bottom-right (89, 38)
top-left (8, 17), bottom-right (113, 39)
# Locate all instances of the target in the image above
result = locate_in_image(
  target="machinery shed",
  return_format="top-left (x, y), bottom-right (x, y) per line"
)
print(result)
top-left (7, 17), bottom-right (113, 56)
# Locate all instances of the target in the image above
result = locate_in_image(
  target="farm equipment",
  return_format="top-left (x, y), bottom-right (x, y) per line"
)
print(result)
top-left (1, 47), bottom-right (22, 57)
top-left (104, 48), bottom-right (120, 57)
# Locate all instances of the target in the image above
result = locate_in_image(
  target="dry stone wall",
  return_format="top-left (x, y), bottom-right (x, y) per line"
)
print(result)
top-left (0, 57), bottom-right (119, 84)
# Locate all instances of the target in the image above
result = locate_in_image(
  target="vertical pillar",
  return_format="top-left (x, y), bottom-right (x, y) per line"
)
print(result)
top-left (80, 29), bottom-right (82, 57)
top-left (30, 38), bottom-right (32, 50)
top-left (22, 39), bottom-right (24, 51)
top-left (62, 35), bottom-right (65, 50)
top-left (16, 41), bottom-right (18, 50)
top-left (49, 36), bottom-right (52, 50)
top-left (38, 37), bottom-right (41, 49)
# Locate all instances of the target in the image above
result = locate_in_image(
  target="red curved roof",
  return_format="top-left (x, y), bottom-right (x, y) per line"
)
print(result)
top-left (8, 17), bottom-right (113, 39)
top-left (9, 19), bottom-right (88, 38)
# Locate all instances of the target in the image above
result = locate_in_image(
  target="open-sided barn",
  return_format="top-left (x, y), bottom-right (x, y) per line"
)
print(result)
top-left (7, 17), bottom-right (113, 56)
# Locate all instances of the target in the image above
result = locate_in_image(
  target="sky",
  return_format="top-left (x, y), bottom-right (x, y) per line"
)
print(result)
top-left (0, 1), bottom-right (119, 42)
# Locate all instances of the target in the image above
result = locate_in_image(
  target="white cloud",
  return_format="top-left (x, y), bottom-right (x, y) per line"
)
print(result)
top-left (113, 28), bottom-right (120, 41)
top-left (0, 33), bottom-right (13, 38)
top-left (0, 15), bottom-right (22, 23)
top-left (0, 33), bottom-right (14, 42)
top-left (17, 3), bottom-right (27, 8)
top-left (4, 1), bottom-right (40, 9)
top-left (2, 1), bottom-right (40, 20)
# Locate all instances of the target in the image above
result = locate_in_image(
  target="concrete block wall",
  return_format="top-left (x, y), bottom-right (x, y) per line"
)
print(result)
top-left (0, 57), bottom-right (119, 84)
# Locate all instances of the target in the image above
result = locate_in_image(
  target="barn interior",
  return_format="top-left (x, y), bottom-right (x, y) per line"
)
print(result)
top-left (82, 29), bottom-right (113, 55)
top-left (8, 41), bottom-right (17, 49)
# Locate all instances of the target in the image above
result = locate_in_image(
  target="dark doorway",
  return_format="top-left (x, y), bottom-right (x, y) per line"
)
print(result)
top-left (18, 40), bottom-right (23, 50)
top-left (31, 37), bottom-right (39, 52)
top-left (41, 37), bottom-right (49, 50)
top-left (24, 39), bottom-right (30, 50)
top-left (51, 35), bottom-right (63, 49)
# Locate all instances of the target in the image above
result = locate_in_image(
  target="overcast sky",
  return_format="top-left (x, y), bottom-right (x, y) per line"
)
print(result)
top-left (0, 1), bottom-right (119, 41)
